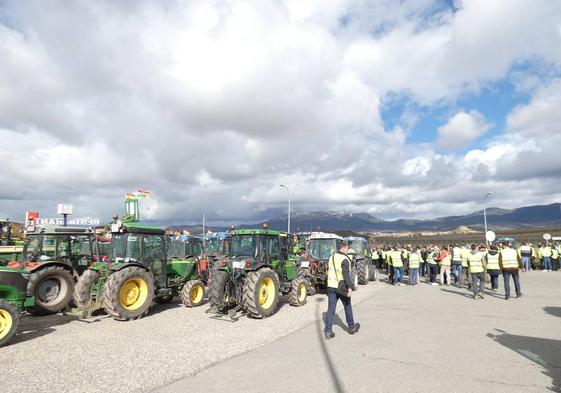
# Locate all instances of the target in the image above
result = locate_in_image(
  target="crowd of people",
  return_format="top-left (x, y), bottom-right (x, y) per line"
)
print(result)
top-left (370, 242), bottom-right (561, 300)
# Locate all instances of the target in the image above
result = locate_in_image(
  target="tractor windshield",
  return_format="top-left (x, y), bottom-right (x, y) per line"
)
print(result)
top-left (111, 233), bottom-right (141, 261)
top-left (347, 239), bottom-right (365, 254)
top-left (24, 235), bottom-right (55, 262)
top-left (168, 240), bottom-right (183, 258)
top-left (206, 238), bottom-right (222, 255)
top-left (231, 235), bottom-right (257, 257)
top-left (190, 240), bottom-right (203, 256)
top-left (309, 239), bottom-right (337, 260)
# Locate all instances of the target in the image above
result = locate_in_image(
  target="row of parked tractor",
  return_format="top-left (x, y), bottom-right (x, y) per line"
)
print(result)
top-left (0, 217), bottom-right (376, 347)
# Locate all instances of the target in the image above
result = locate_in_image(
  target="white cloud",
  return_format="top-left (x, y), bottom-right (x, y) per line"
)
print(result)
top-left (437, 110), bottom-right (491, 150)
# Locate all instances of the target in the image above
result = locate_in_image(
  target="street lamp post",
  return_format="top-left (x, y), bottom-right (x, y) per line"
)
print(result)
top-left (280, 184), bottom-right (295, 234)
top-left (483, 192), bottom-right (494, 246)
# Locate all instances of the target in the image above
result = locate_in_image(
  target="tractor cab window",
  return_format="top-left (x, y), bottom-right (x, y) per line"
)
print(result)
top-left (206, 238), bottom-right (221, 255)
top-left (111, 234), bottom-right (141, 261)
top-left (168, 240), bottom-right (183, 258)
top-left (279, 236), bottom-right (289, 258)
top-left (348, 239), bottom-right (365, 254)
top-left (309, 239), bottom-right (337, 260)
top-left (231, 235), bottom-right (257, 257)
top-left (192, 240), bottom-right (203, 256)
top-left (25, 235), bottom-right (56, 262)
top-left (143, 235), bottom-right (164, 259)
top-left (268, 236), bottom-right (280, 259)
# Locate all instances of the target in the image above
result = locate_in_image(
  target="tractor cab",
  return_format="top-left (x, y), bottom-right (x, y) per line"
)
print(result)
top-left (205, 232), bottom-right (231, 257)
top-left (229, 229), bottom-right (291, 271)
top-left (344, 236), bottom-right (375, 284)
top-left (168, 235), bottom-right (203, 260)
top-left (300, 232), bottom-right (344, 293)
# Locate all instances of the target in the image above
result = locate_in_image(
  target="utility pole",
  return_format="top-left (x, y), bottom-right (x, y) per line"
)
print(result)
top-left (483, 192), bottom-right (494, 246)
top-left (280, 184), bottom-right (296, 234)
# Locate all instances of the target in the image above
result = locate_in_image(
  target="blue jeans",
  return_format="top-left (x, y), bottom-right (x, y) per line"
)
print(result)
top-left (324, 288), bottom-right (355, 333)
top-left (521, 256), bottom-right (531, 271)
top-left (419, 262), bottom-right (426, 277)
top-left (502, 270), bottom-right (521, 298)
top-left (487, 269), bottom-right (500, 289)
top-left (451, 264), bottom-right (463, 284)
top-left (409, 268), bottom-right (419, 284)
top-left (394, 266), bottom-right (404, 283)
top-left (544, 257), bottom-right (552, 271)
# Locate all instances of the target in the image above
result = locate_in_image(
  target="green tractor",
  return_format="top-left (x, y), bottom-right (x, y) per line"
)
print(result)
top-left (0, 219), bottom-right (23, 266)
top-left (208, 227), bottom-right (309, 320)
top-left (0, 266), bottom-right (35, 346)
top-left (14, 225), bottom-right (98, 315)
top-left (345, 236), bottom-right (376, 284)
top-left (74, 221), bottom-right (207, 320)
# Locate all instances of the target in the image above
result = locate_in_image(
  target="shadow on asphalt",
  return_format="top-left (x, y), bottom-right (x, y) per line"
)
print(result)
top-left (488, 329), bottom-right (561, 392)
top-left (11, 313), bottom-right (81, 346)
top-left (543, 307), bottom-right (561, 318)
top-left (315, 297), bottom-right (344, 393)
top-left (440, 288), bottom-right (474, 299)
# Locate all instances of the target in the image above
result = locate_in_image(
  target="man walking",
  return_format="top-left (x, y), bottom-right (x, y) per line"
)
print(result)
top-left (467, 244), bottom-right (486, 299)
top-left (500, 242), bottom-right (522, 300)
top-left (324, 241), bottom-right (360, 339)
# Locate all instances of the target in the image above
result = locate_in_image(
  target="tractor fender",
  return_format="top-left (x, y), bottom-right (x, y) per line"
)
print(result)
top-left (28, 261), bottom-right (75, 276)
top-left (111, 262), bottom-right (150, 273)
top-left (245, 263), bottom-right (273, 272)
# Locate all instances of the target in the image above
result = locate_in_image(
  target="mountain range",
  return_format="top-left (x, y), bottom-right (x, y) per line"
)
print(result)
top-left (252, 203), bottom-right (561, 232)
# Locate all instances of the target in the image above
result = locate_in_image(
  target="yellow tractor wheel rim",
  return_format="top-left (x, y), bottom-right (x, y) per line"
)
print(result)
top-left (190, 284), bottom-right (204, 304)
top-left (297, 283), bottom-right (307, 302)
top-left (119, 278), bottom-right (149, 311)
top-left (0, 309), bottom-right (13, 340)
top-left (258, 277), bottom-right (276, 310)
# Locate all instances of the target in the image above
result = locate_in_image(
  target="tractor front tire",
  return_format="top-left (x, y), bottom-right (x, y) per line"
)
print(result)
top-left (102, 267), bottom-right (155, 321)
top-left (0, 299), bottom-right (19, 347)
top-left (242, 268), bottom-right (280, 319)
top-left (27, 266), bottom-right (75, 315)
top-left (73, 269), bottom-right (101, 309)
top-left (289, 278), bottom-right (308, 307)
top-left (368, 263), bottom-right (377, 281)
top-left (356, 259), bottom-right (369, 285)
top-left (297, 268), bottom-right (316, 296)
top-left (180, 280), bottom-right (206, 307)
top-left (209, 270), bottom-right (230, 312)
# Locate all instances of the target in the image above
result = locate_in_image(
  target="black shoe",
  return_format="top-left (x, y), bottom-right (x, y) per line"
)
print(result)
top-left (505, 296), bottom-right (510, 301)
top-left (324, 331), bottom-right (335, 340)
top-left (348, 323), bottom-right (361, 335)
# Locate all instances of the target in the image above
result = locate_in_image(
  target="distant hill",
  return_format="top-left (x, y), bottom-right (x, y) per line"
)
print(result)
top-left (251, 203), bottom-right (561, 232)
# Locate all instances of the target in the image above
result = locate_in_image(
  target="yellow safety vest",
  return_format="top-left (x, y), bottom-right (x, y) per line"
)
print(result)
top-left (468, 252), bottom-right (484, 273)
top-left (553, 249), bottom-right (559, 259)
top-left (390, 251), bottom-right (403, 268)
top-left (427, 251), bottom-right (437, 265)
top-left (519, 245), bottom-right (532, 257)
top-left (486, 253), bottom-right (500, 270)
top-left (408, 252), bottom-right (420, 268)
top-left (327, 252), bottom-right (347, 288)
top-left (541, 247), bottom-right (552, 258)
top-left (452, 247), bottom-right (462, 262)
top-left (461, 249), bottom-right (469, 267)
top-left (501, 248), bottom-right (519, 269)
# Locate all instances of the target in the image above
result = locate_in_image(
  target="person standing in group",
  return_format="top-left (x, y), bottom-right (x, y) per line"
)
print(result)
top-left (451, 245), bottom-right (463, 286)
top-left (467, 244), bottom-right (486, 299)
top-left (486, 245), bottom-right (501, 291)
top-left (540, 243), bottom-right (553, 272)
top-left (436, 246), bottom-right (451, 285)
top-left (324, 241), bottom-right (360, 339)
top-left (460, 246), bottom-right (469, 288)
top-left (408, 247), bottom-right (421, 285)
top-left (499, 242), bottom-right (523, 300)
top-left (420, 245), bottom-right (428, 277)
top-left (372, 248), bottom-right (380, 271)
top-left (553, 246), bottom-right (560, 271)
top-left (530, 243), bottom-right (539, 270)
top-left (427, 246), bottom-right (439, 286)
top-left (519, 243), bottom-right (533, 272)
top-left (390, 246), bottom-right (404, 286)
top-left (386, 247), bottom-right (394, 284)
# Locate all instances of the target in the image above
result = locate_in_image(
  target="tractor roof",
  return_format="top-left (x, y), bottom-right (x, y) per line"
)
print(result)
top-left (345, 236), bottom-right (367, 243)
top-left (232, 229), bottom-right (287, 237)
top-left (205, 232), bottom-right (231, 240)
top-left (26, 225), bottom-right (94, 236)
top-left (111, 221), bottom-right (165, 235)
top-left (309, 232), bottom-right (344, 241)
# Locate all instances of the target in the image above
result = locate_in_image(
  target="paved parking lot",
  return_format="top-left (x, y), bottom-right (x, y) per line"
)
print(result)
top-left (2, 272), bottom-right (560, 393)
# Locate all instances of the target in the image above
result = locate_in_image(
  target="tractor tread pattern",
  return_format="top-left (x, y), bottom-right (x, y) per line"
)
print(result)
top-left (209, 270), bottom-right (230, 312)
top-left (288, 277), bottom-right (308, 307)
top-left (180, 280), bottom-right (205, 308)
top-left (356, 259), bottom-right (369, 285)
top-left (27, 266), bottom-right (75, 315)
top-left (73, 269), bottom-right (101, 309)
top-left (242, 268), bottom-right (280, 319)
top-left (102, 267), bottom-right (155, 321)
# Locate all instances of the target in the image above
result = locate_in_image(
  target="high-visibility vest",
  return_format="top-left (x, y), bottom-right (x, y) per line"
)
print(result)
top-left (452, 247), bottom-right (462, 262)
top-left (541, 247), bottom-right (552, 258)
top-left (408, 252), bottom-right (420, 268)
top-left (427, 251), bottom-right (437, 265)
top-left (461, 249), bottom-right (469, 267)
top-left (468, 252), bottom-right (484, 273)
top-left (519, 245), bottom-right (532, 257)
top-left (501, 248), bottom-right (519, 269)
top-left (372, 251), bottom-right (379, 260)
top-left (327, 252), bottom-right (347, 288)
top-left (553, 249), bottom-right (559, 259)
top-left (486, 253), bottom-right (500, 270)
top-left (390, 251), bottom-right (403, 268)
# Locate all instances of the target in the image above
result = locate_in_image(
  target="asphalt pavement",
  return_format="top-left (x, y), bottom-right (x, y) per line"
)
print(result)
top-left (156, 271), bottom-right (561, 393)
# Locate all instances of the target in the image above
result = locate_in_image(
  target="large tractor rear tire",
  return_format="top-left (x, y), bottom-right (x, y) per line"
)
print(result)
top-left (102, 267), bottom-right (155, 321)
top-left (27, 266), bottom-right (75, 315)
top-left (243, 268), bottom-right (280, 319)
top-left (180, 280), bottom-right (206, 308)
top-left (368, 263), bottom-right (377, 281)
top-left (289, 278), bottom-right (308, 307)
top-left (0, 299), bottom-right (19, 347)
top-left (356, 259), bottom-right (369, 285)
top-left (297, 267), bottom-right (316, 296)
top-left (209, 270), bottom-right (231, 312)
top-left (351, 267), bottom-right (358, 290)
top-left (73, 269), bottom-right (101, 309)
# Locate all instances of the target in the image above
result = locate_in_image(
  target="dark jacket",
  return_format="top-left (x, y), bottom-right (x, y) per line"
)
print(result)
top-left (337, 252), bottom-right (355, 291)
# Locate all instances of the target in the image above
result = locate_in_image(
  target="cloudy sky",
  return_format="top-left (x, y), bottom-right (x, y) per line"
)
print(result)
top-left (1, 0), bottom-right (561, 225)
